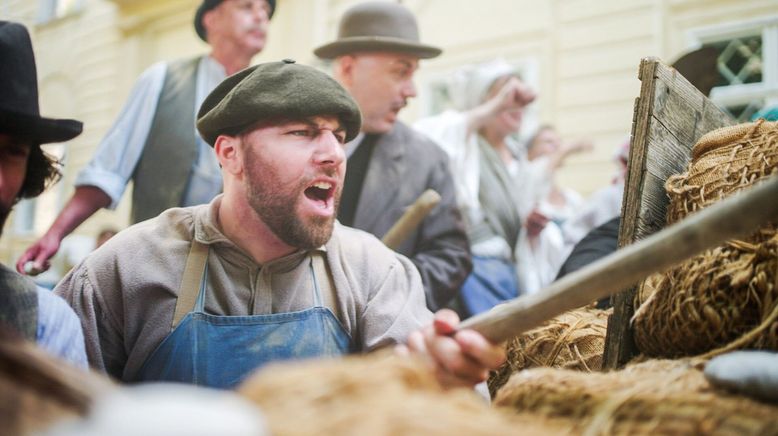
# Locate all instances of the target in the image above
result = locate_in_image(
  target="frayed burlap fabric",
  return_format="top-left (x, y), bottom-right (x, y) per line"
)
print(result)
top-left (632, 120), bottom-right (778, 358)
top-left (488, 307), bottom-right (609, 398)
top-left (493, 359), bottom-right (778, 435)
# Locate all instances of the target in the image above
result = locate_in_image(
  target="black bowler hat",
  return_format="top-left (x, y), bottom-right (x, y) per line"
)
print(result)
top-left (0, 21), bottom-right (82, 144)
top-left (194, 0), bottom-right (277, 43)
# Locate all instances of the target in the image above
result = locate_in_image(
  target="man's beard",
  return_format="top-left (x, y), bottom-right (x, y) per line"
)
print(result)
top-left (244, 151), bottom-right (339, 249)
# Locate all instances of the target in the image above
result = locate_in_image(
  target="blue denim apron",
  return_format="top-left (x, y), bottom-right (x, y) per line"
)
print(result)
top-left (135, 241), bottom-right (352, 389)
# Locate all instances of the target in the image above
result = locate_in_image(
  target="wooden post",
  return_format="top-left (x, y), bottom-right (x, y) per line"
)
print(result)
top-left (602, 57), bottom-right (733, 369)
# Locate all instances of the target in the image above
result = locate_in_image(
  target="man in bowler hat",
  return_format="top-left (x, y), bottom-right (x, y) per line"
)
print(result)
top-left (315, 1), bottom-right (472, 312)
top-left (0, 21), bottom-right (86, 367)
top-left (18, 0), bottom-right (275, 276)
top-left (55, 59), bottom-right (505, 390)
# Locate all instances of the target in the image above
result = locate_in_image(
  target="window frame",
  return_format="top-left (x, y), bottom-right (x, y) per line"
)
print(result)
top-left (686, 15), bottom-right (778, 114)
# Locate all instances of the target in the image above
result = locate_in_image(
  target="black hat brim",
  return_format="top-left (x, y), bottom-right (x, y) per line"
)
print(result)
top-left (314, 36), bottom-right (442, 60)
top-left (0, 110), bottom-right (83, 144)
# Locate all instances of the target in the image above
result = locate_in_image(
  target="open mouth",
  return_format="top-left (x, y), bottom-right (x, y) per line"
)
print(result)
top-left (304, 181), bottom-right (335, 210)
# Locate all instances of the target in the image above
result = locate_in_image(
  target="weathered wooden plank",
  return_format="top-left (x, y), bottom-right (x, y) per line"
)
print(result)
top-left (602, 57), bottom-right (733, 369)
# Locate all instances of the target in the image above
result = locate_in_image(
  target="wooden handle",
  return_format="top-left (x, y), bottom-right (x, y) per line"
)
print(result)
top-left (382, 189), bottom-right (441, 250)
top-left (459, 175), bottom-right (778, 344)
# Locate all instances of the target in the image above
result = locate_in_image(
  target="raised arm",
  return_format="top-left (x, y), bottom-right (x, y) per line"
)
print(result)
top-left (16, 186), bottom-right (110, 274)
top-left (465, 76), bottom-right (536, 137)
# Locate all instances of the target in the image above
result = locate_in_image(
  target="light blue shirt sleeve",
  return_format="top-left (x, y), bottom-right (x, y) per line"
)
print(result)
top-left (74, 62), bottom-right (168, 209)
top-left (36, 286), bottom-right (88, 369)
top-left (75, 56), bottom-right (227, 210)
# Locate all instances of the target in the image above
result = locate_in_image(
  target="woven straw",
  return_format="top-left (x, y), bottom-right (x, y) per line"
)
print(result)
top-left (488, 307), bottom-right (609, 398)
top-left (632, 120), bottom-right (778, 358)
top-left (493, 359), bottom-right (778, 435)
top-left (237, 352), bottom-right (566, 435)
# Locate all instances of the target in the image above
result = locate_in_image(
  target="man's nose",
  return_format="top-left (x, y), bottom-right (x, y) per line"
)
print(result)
top-left (401, 79), bottom-right (417, 99)
top-left (313, 131), bottom-right (345, 166)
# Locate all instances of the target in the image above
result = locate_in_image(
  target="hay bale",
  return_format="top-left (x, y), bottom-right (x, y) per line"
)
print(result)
top-left (488, 307), bottom-right (610, 398)
top-left (237, 352), bottom-right (560, 435)
top-left (493, 359), bottom-right (778, 435)
top-left (632, 120), bottom-right (778, 358)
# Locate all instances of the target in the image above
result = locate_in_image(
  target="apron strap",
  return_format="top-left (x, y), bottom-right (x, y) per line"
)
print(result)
top-left (172, 240), bottom-right (209, 330)
top-left (311, 252), bottom-right (337, 313)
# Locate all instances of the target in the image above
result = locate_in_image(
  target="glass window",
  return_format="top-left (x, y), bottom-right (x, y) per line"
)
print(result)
top-left (691, 17), bottom-right (778, 122)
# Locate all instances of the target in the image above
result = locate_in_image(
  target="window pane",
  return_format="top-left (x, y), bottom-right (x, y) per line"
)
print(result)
top-left (724, 101), bottom-right (763, 123)
top-left (705, 35), bottom-right (763, 87)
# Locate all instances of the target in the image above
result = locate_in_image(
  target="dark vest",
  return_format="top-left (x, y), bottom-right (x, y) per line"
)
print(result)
top-left (0, 264), bottom-right (38, 341)
top-left (131, 57), bottom-right (200, 224)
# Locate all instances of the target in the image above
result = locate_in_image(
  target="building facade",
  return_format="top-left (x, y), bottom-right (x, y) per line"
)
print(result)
top-left (1, 0), bottom-right (776, 264)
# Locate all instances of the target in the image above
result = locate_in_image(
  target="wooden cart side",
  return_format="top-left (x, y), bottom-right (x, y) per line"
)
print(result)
top-left (603, 57), bottom-right (733, 369)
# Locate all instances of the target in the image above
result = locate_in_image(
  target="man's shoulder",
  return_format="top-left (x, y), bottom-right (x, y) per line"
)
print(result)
top-left (85, 206), bottom-right (200, 266)
top-left (328, 223), bottom-right (388, 254)
top-left (327, 224), bottom-right (406, 270)
top-left (388, 121), bottom-right (450, 163)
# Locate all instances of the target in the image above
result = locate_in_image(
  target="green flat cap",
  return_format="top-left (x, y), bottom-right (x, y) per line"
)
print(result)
top-left (197, 59), bottom-right (362, 146)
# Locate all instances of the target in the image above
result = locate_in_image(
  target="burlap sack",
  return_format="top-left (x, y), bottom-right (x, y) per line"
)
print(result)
top-left (488, 307), bottom-right (609, 398)
top-left (632, 120), bottom-right (778, 358)
top-left (494, 358), bottom-right (778, 435)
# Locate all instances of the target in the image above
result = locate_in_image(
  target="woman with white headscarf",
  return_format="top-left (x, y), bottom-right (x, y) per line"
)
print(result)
top-left (414, 59), bottom-right (582, 317)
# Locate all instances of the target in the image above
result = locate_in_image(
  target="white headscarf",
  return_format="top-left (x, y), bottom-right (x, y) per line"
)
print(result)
top-left (445, 58), bottom-right (519, 111)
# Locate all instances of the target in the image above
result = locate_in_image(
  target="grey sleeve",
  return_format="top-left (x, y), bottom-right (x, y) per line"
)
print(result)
top-left (54, 266), bottom-right (127, 378)
top-left (359, 254), bottom-right (433, 351)
top-left (411, 154), bottom-right (472, 311)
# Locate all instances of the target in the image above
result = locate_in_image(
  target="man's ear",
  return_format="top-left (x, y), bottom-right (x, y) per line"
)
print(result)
top-left (201, 7), bottom-right (220, 40)
top-left (214, 135), bottom-right (242, 176)
top-left (334, 55), bottom-right (355, 86)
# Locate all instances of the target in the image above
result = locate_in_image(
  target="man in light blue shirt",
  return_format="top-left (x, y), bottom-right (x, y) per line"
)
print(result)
top-left (17, 0), bottom-right (276, 276)
top-left (0, 21), bottom-right (86, 368)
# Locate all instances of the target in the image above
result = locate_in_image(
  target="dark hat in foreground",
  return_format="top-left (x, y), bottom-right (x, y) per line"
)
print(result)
top-left (314, 1), bottom-right (441, 60)
top-left (197, 59), bottom-right (362, 146)
top-left (0, 21), bottom-right (82, 144)
top-left (195, 0), bottom-right (277, 42)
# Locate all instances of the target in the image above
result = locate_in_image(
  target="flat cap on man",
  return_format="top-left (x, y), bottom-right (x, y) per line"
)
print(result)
top-left (197, 59), bottom-right (362, 146)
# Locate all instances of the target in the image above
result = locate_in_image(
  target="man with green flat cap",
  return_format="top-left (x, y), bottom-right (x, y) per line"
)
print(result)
top-left (315, 1), bottom-right (472, 314)
top-left (18, 0), bottom-right (275, 277)
top-left (55, 60), bottom-right (505, 390)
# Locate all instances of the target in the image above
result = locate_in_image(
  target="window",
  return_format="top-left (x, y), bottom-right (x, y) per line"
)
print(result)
top-left (689, 16), bottom-right (778, 122)
top-left (37, 0), bottom-right (83, 24)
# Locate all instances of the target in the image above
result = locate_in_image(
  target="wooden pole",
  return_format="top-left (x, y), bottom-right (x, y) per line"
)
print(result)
top-left (382, 189), bottom-right (441, 250)
top-left (458, 175), bottom-right (778, 344)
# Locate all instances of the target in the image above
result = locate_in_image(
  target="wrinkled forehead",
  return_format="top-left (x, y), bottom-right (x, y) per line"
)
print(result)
top-left (349, 51), bottom-right (420, 69)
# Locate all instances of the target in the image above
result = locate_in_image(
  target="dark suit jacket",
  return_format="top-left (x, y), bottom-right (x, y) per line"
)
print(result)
top-left (351, 122), bottom-right (472, 310)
